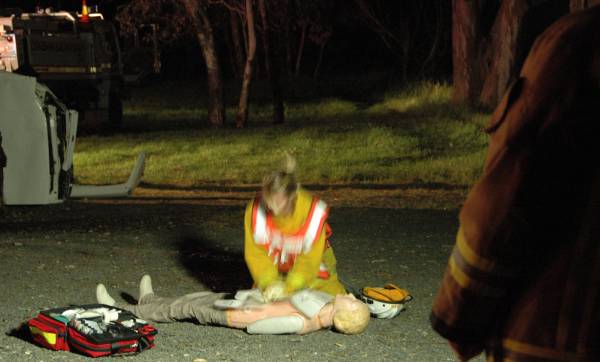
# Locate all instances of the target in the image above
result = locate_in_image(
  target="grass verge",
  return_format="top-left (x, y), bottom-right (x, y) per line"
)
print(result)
top-left (74, 80), bottom-right (490, 190)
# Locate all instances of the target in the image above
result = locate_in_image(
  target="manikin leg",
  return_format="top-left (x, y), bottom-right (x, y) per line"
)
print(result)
top-left (96, 275), bottom-right (229, 325)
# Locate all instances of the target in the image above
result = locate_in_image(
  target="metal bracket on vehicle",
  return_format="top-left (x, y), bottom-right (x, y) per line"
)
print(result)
top-left (70, 152), bottom-right (145, 199)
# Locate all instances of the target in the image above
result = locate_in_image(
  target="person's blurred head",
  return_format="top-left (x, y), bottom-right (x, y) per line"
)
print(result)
top-left (262, 154), bottom-right (298, 216)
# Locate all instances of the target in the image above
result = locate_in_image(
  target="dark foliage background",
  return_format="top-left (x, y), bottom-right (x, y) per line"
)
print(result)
top-left (4, 0), bottom-right (453, 82)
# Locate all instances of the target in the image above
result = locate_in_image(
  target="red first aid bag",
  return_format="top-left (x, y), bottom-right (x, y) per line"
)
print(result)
top-left (28, 304), bottom-right (157, 357)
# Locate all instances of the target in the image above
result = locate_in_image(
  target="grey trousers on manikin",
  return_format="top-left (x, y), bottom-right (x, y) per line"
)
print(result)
top-left (118, 291), bottom-right (229, 326)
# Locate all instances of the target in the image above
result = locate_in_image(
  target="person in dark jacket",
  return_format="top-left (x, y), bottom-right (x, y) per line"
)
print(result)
top-left (431, 6), bottom-right (600, 361)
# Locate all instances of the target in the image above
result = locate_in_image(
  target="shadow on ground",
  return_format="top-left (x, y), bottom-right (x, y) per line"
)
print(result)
top-left (5, 323), bottom-right (31, 344)
top-left (173, 230), bottom-right (252, 293)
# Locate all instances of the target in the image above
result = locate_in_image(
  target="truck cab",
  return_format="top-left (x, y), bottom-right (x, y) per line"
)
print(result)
top-left (1, 8), bottom-right (124, 130)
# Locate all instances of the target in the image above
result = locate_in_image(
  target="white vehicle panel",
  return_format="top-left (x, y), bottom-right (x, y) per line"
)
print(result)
top-left (0, 72), bottom-right (145, 205)
top-left (0, 72), bottom-right (57, 204)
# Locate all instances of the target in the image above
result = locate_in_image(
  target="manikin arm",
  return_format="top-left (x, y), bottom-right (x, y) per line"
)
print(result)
top-left (214, 289), bottom-right (333, 334)
top-left (213, 288), bottom-right (264, 309)
top-left (247, 316), bottom-right (304, 334)
top-left (247, 290), bottom-right (333, 334)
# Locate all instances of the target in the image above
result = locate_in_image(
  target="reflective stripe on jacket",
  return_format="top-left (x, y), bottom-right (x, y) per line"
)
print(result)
top-left (251, 196), bottom-right (330, 277)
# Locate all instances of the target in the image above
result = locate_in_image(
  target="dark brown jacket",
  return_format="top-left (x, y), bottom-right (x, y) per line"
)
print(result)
top-left (431, 6), bottom-right (600, 361)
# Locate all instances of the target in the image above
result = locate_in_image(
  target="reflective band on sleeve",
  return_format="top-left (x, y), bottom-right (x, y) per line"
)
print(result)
top-left (503, 339), bottom-right (581, 361)
top-left (253, 200), bottom-right (269, 245)
top-left (448, 256), bottom-right (506, 298)
top-left (302, 200), bottom-right (328, 253)
top-left (317, 262), bottom-right (330, 279)
top-left (456, 227), bottom-right (518, 277)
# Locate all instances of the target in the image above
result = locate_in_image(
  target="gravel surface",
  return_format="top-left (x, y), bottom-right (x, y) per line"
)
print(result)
top-left (0, 189), bottom-right (484, 362)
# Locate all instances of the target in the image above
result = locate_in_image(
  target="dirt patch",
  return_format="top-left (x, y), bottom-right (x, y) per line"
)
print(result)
top-left (106, 185), bottom-right (469, 210)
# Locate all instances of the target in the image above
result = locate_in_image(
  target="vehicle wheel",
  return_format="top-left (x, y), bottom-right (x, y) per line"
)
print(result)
top-left (108, 92), bottom-right (123, 129)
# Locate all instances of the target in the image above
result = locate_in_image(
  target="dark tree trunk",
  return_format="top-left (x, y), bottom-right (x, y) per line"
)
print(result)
top-left (236, 0), bottom-right (257, 128)
top-left (451, 0), bottom-right (484, 105)
top-left (419, 0), bottom-right (444, 77)
top-left (570, 0), bottom-right (600, 11)
top-left (399, 20), bottom-right (410, 82)
top-left (229, 10), bottom-right (245, 79)
top-left (294, 22), bottom-right (307, 76)
top-left (452, 0), bottom-right (572, 108)
top-left (479, 0), bottom-right (530, 108)
top-left (225, 19), bottom-right (238, 79)
top-left (258, 0), bottom-right (285, 124)
top-left (271, 54), bottom-right (285, 125)
top-left (283, 0), bottom-right (292, 75)
top-left (258, 0), bottom-right (270, 75)
top-left (181, 0), bottom-right (224, 126)
top-left (313, 42), bottom-right (326, 78)
top-left (255, 44), bottom-right (263, 80)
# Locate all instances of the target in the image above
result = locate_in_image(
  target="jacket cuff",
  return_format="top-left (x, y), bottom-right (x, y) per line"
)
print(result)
top-left (257, 274), bottom-right (279, 290)
top-left (285, 274), bottom-right (306, 293)
top-left (430, 311), bottom-right (488, 344)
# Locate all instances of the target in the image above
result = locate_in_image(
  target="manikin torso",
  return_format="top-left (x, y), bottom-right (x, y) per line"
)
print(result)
top-left (227, 299), bottom-right (335, 334)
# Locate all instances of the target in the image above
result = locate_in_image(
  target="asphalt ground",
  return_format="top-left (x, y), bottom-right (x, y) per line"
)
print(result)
top-left (0, 188), bottom-right (486, 362)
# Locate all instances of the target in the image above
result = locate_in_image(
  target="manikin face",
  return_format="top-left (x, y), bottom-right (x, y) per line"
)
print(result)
top-left (264, 191), bottom-right (294, 216)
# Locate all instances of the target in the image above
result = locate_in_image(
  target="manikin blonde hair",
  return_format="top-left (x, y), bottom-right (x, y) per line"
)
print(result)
top-left (262, 153), bottom-right (299, 199)
top-left (333, 300), bottom-right (370, 335)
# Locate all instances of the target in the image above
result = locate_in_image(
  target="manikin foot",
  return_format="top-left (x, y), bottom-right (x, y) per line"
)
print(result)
top-left (139, 274), bottom-right (154, 302)
top-left (96, 283), bottom-right (116, 306)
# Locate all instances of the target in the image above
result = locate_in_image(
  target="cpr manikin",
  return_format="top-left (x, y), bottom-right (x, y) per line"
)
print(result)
top-left (218, 288), bottom-right (369, 334)
top-left (96, 275), bottom-right (370, 335)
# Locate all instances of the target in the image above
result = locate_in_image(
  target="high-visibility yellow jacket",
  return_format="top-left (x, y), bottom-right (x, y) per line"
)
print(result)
top-left (244, 188), bottom-right (346, 296)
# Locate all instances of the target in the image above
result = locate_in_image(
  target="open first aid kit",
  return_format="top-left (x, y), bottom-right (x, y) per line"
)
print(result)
top-left (27, 304), bottom-right (157, 357)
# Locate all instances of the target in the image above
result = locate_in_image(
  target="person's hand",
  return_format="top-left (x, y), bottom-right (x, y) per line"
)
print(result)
top-left (262, 281), bottom-right (287, 302)
top-left (449, 341), bottom-right (484, 361)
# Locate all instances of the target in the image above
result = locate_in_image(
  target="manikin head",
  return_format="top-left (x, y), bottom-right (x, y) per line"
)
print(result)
top-left (262, 154), bottom-right (298, 217)
top-left (331, 294), bottom-right (370, 334)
